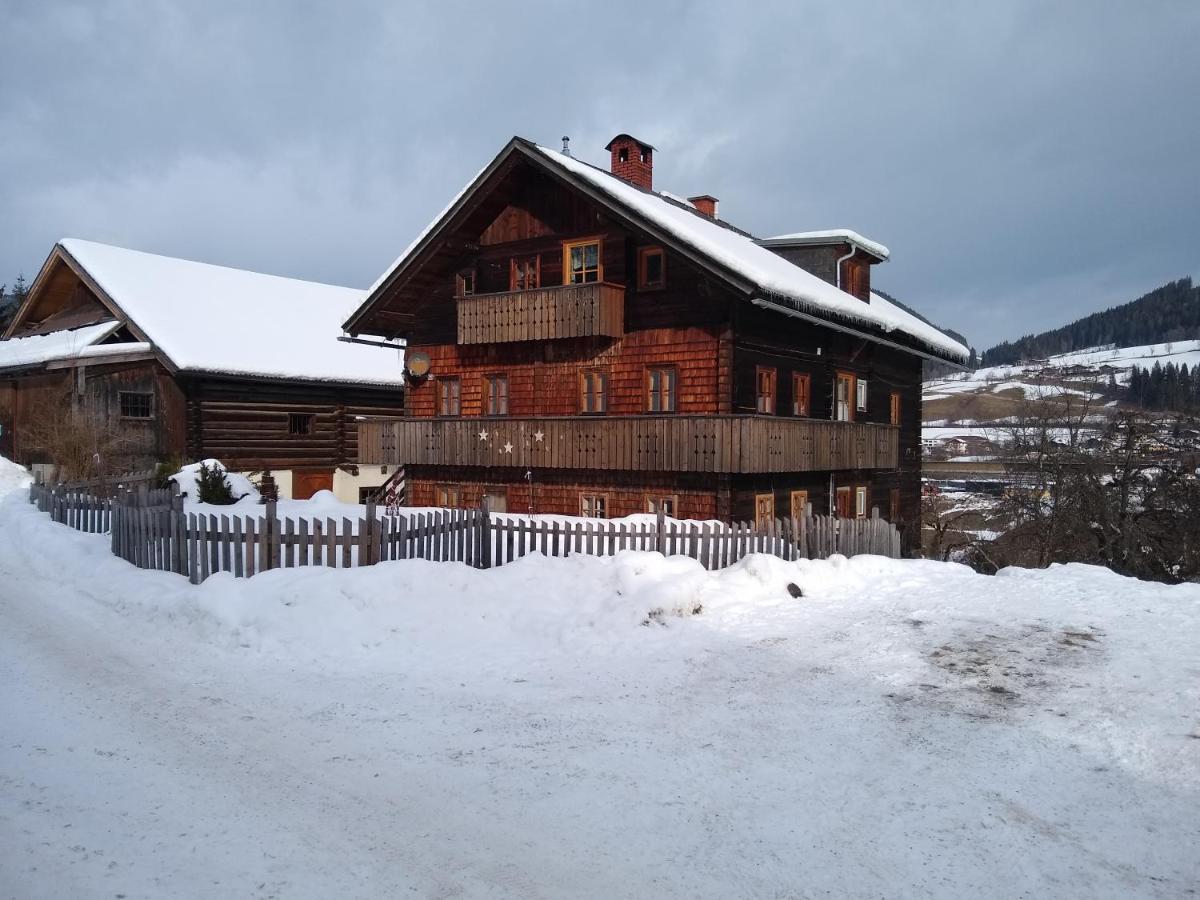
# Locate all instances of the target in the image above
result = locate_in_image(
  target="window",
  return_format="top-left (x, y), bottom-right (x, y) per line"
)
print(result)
top-left (792, 372), bottom-right (811, 416)
top-left (890, 392), bottom-right (901, 426)
top-left (646, 367), bottom-right (677, 413)
top-left (483, 490), bottom-right (507, 513)
top-left (580, 369), bottom-right (608, 414)
top-left (855, 486), bottom-right (869, 518)
top-left (484, 374), bottom-right (509, 416)
top-left (436, 484), bottom-right (461, 507)
top-left (646, 495), bottom-right (677, 517)
top-left (835, 373), bottom-right (856, 422)
top-left (844, 260), bottom-right (867, 298)
top-left (509, 256), bottom-right (540, 291)
top-left (637, 246), bottom-right (665, 290)
top-left (288, 413), bottom-right (314, 435)
top-left (856, 379), bottom-right (869, 412)
top-left (118, 391), bottom-right (152, 419)
top-left (456, 269), bottom-right (476, 296)
top-left (835, 485), bottom-right (852, 518)
top-left (754, 493), bottom-right (775, 529)
top-left (790, 490), bottom-right (809, 520)
top-left (756, 367), bottom-right (776, 414)
top-left (563, 238), bottom-right (602, 284)
top-left (580, 493), bottom-right (607, 518)
top-left (437, 377), bottom-right (461, 416)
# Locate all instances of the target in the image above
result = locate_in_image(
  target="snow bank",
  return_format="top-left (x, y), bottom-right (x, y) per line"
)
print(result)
top-left (0, 455), bottom-right (32, 499)
top-left (3, 478), bottom-right (1199, 898)
top-left (169, 459), bottom-right (259, 503)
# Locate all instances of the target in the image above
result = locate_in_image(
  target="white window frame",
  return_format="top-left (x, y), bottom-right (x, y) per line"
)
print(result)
top-left (856, 379), bottom-right (869, 412)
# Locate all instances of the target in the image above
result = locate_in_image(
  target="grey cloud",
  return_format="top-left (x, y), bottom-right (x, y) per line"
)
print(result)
top-left (2, 0), bottom-right (1197, 349)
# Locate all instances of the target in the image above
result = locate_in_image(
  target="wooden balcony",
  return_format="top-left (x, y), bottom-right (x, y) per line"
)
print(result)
top-left (456, 282), bottom-right (624, 344)
top-left (359, 415), bottom-right (898, 474)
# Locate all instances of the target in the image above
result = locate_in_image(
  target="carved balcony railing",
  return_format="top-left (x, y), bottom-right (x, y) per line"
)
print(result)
top-left (359, 415), bottom-right (899, 474)
top-left (456, 282), bottom-right (624, 344)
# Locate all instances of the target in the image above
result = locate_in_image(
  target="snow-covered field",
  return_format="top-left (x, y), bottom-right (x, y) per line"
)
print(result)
top-left (1, 461), bottom-right (1198, 898)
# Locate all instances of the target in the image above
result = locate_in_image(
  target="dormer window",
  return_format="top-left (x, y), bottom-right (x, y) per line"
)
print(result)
top-left (563, 238), bottom-right (602, 284)
top-left (637, 246), bottom-right (665, 290)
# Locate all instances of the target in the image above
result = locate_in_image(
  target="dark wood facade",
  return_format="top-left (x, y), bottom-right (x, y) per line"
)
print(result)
top-left (344, 137), bottom-right (957, 549)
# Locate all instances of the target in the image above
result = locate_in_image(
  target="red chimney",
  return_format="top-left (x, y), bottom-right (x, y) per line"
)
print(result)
top-left (605, 134), bottom-right (654, 190)
top-left (689, 195), bottom-right (719, 218)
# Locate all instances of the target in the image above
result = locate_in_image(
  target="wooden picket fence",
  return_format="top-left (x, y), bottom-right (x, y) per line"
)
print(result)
top-left (29, 483), bottom-right (901, 584)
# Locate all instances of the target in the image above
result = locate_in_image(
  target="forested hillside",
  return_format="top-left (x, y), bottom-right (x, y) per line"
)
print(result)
top-left (981, 278), bottom-right (1199, 367)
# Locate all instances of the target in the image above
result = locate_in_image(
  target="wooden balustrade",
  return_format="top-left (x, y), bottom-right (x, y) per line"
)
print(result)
top-left (456, 282), bottom-right (625, 344)
top-left (359, 415), bottom-right (899, 473)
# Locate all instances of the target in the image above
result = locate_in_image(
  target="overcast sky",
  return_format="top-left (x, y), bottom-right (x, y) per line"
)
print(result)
top-left (2, 1), bottom-right (1197, 350)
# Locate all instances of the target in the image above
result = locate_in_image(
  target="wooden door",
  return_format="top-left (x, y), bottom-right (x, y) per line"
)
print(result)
top-left (754, 493), bottom-right (775, 529)
top-left (292, 469), bottom-right (334, 500)
top-left (835, 486), bottom-right (852, 518)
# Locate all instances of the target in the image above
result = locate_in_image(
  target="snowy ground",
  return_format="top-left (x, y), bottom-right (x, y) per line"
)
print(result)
top-left (1, 464), bottom-right (1198, 898)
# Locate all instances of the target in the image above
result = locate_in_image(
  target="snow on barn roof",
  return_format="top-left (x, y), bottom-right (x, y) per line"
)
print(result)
top-left (758, 229), bottom-right (891, 261)
top-left (59, 240), bottom-right (404, 384)
top-left (530, 146), bottom-right (966, 362)
top-left (0, 320), bottom-right (126, 371)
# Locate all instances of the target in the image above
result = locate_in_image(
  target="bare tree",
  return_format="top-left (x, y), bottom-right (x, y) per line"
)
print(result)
top-left (20, 392), bottom-right (135, 484)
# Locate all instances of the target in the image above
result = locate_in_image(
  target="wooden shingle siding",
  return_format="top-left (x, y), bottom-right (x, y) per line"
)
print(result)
top-left (360, 416), bottom-right (898, 474)
top-left (457, 283), bottom-right (624, 344)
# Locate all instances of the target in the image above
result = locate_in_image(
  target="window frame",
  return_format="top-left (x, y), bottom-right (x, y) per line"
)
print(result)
top-left (646, 495), bottom-right (678, 517)
top-left (856, 378), bottom-right (869, 412)
top-left (636, 246), bottom-right (666, 290)
top-left (646, 366), bottom-right (678, 414)
top-left (835, 372), bottom-right (856, 422)
top-left (509, 255), bottom-right (540, 292)
top-left (579, 492), bottom-right (608, 519)
top-left (435, 484), bottom-right (461, 507)
top-left (287, 412), bottom-right (314, 436)
top-left (579, 368), bottom-right (608, 415)
top-left (483, 373), bottom-right (509, 416)
top-left (117, 391), bottom-right (153, 420)
top-left (792, 372), bottom-right (811, 417)
top-left (562, 236), bottom-right (603, 285)
top-left (756, 366), bottom-right (777, 415)
top-left (790, 490), bottom-right (809, 520)
top-left (436, 376), bottom-right (461, 417)
top-left (890, 391), bottom-right (901, 426)
top-left (855, 485), bottom-right (869, 518)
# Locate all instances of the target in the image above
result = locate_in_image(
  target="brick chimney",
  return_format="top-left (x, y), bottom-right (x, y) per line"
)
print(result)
top-left (605, 134), bottom-right (654, 190)
top-left (689, 195), bottom-right (719, 218)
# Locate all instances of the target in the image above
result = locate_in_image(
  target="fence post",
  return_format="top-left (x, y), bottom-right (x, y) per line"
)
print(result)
top-left (655, 507), bottom-right (666, 555)
top-left (478, 500), bottom-right (492, 569)
top-left (364, 501), bottom-right (376, 566)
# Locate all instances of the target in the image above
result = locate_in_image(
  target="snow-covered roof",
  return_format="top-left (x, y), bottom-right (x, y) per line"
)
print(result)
top-left (0, 320), bottom-right (123, 371)
top-left (758, 229), bottom-right (890, 261)
top-left (532, 146), bottom-right (966, 362)
top-left (58, 240), bottom-right (404, 384)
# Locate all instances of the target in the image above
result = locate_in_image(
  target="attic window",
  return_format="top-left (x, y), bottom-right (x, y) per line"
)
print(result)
top-left (288, 413), bottom-right (314, 435)
top-left (637, 247), bottom-right (665, 290)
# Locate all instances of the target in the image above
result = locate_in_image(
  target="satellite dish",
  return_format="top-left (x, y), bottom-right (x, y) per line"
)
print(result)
top-left (406, 350), bottom-right (431, 378)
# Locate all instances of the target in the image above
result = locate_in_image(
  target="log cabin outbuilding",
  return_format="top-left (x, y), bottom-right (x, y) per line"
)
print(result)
top-left (344, 134), bottom-right (967, 548)
top-left (0, 239), bottom-right (404, 499)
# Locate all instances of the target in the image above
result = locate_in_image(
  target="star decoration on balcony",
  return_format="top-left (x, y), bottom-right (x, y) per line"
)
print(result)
top-left (502, 441), bottom-right (514, 454)
top-left (477, 428), bottom-right (489, 442)
top-left (533, 430), bottom-right (545, 442)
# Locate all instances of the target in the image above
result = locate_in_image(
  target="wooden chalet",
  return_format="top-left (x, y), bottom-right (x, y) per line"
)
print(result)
top-left (0, 240), bottom-right (404, 499)
top-left (344, 134), bottom-right (968, 547)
